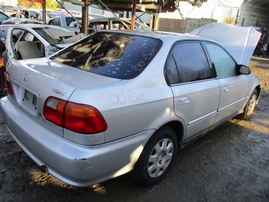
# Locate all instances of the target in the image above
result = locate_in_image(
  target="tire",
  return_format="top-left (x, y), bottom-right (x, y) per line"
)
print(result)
top-left (132, 126), bottom-right (177, 185)
top-left (238, 89), bottom-right (258, 120)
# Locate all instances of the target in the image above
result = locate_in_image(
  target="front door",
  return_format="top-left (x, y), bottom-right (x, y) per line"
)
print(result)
top-left (204, 42), bottom-right (249, 123)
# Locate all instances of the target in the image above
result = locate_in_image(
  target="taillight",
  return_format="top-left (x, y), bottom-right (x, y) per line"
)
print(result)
top-left (44, 97), bottom-right (65, 126)
top-left (44, 97), bottom-right (107, 134)
top-left (4, 71), bottom-right (13, 95)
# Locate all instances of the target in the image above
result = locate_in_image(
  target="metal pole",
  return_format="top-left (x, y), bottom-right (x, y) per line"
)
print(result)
top-left (81, 0), bottom-right (88, 35)
top-left (131, 0), bottom-right (136, 30)
top-left (42, 0), bottom-right (46, 22)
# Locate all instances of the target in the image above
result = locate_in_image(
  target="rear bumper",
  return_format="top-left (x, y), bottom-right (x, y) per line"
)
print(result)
top-left (0, 96), bottom-right (153, 187)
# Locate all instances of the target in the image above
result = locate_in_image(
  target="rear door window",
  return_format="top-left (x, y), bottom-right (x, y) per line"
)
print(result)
top-left (65, 17), bottom-right (75, 26)
top-left (166, 41), bottom-right (213, 84)
top-left (51, 32), bottom-right (162, 79)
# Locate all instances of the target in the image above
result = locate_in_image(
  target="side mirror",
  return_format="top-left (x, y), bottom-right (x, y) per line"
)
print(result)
top-left (239, 65), bottom-right (251, 75)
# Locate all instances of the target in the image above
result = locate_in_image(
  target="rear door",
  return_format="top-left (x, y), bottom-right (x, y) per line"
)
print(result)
top-left (204, 42), bottom-right (249, 123)
top-left (166, 41), bottom-right (220, 140)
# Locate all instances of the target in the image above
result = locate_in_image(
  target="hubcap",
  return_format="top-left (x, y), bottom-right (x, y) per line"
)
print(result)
top-left (147, 138), bottom-right (174, 178)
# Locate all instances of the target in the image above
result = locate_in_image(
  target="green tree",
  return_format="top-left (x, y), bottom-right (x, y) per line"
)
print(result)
top-left (222, 8), bottom-right (236, 24)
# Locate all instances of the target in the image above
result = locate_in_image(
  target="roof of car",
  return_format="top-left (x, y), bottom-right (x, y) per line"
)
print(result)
top-left (95, 29), bottom-right (215, 43)
top-left (0, 24), bottom-right (76, 39)
top-left (88, 17), bottom-right (140, 23)
top-left (0, 23), bottom-right (73, 29)
top-left (2, 18), bottom-right (44, 24)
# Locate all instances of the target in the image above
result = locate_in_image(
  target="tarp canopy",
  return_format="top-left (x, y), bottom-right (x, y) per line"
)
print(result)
top-left (189, 23), bottom-right (261, 66)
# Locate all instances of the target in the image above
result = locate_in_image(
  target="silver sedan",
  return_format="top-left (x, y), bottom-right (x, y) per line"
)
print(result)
top-left (0, 30), bottom-right (260, 187)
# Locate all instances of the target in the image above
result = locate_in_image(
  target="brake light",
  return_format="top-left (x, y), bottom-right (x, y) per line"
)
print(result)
top-left (44, 97), bottom-right (107, 134)
top-left (4, 71), bottom-right (13, 95)
top-left (44, 97), bottom-right (65, 126)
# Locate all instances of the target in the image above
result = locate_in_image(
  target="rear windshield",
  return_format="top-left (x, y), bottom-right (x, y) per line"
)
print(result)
top-left (50, 32), bottom-right (162, 79)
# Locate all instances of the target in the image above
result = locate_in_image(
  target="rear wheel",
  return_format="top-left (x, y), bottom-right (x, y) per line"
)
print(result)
top-left (239, 89), bottom-right (258, 120)
top-left (132, 126), bottom-right (177, 185)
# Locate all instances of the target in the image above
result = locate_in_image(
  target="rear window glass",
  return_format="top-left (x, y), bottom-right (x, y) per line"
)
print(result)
top-left (50, 32), bottom-right (162, 79)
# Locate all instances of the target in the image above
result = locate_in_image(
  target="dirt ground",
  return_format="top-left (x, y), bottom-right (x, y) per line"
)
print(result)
top-left (0, 56), bottom-right (269, 202)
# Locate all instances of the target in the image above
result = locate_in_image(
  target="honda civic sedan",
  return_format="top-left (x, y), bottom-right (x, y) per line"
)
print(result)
top-left (0, 30), bottom-right (260, 187)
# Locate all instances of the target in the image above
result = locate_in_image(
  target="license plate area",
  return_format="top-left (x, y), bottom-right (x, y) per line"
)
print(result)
top-left (21, 88), bottom-right (38, 116)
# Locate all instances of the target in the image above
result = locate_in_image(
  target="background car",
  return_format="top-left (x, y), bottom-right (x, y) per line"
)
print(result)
top-left (86, 17), bottom-right (151, 32)
top-left (0, 5), bottom-right (19, 16)
top-left (0, 10), bottom-right (11, 24)
top-left (47, 13), bottom-right (81, 33)
top-left (0, 24), bottom-right (85, 65)
top-left (9, 8), bottom-right (50, 22)
top-left (0, 30), bottom-right (260, 187)
top-left (1, 18), bottom-right (45, 25)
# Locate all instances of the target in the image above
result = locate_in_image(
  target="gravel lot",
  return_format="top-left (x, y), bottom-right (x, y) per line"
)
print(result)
top-left (0, 56), bottom-right (269, 202)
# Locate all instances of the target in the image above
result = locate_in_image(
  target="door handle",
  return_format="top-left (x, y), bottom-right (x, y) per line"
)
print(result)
top-left (179, 97), bottom-right (190, 105)
top-left (223, 86), bottom-right (229, 92)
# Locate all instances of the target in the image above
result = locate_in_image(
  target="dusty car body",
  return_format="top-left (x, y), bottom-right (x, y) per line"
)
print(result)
top-left (0, 24), bottom-right (85, 66)
top-left (1, 18), bottom-right (45, 25)
top-left (0, 30), bottom-right (260, 187)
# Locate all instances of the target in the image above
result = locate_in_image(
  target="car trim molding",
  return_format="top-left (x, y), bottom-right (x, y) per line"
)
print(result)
top-left (218, 97), bottom-right (248, 112)
top-left (188, 110), bottom-right (217, 126)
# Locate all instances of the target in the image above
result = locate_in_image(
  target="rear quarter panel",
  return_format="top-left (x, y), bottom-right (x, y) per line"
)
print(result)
top-left (68, 46), bottom-right (179, 142)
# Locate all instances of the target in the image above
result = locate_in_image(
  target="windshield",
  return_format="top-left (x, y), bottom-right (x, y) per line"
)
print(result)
top-left (33, 27), bottom-right (75, 45)
top-left (51, 32), bottom-right (162, 79)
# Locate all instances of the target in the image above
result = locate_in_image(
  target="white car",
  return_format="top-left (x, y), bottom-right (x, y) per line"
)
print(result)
top-left (0, 10), bottom-right (11, 24)
top-left (47, 14), bottom-right (81, 33)
top-left (0, 24), bottom-right (85, 66)
top-left (0, 30), bottom-right (260, 187)
top-left (1, 18), bottom-right (45, 25)
top-left (85, 17), bottom-right (151, 34)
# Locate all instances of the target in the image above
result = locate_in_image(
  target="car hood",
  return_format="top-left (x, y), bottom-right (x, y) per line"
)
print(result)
top-left (189, 23), bottom-right (261, 66)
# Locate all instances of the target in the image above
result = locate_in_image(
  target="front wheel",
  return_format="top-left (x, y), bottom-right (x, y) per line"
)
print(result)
top-left (132, 126), bottom-right (178, 185)
top-left (238, 89), bottom-right (258, 120)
